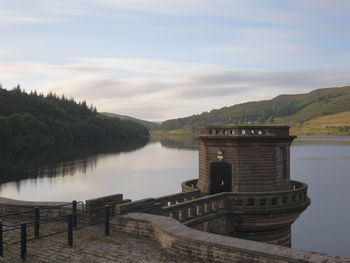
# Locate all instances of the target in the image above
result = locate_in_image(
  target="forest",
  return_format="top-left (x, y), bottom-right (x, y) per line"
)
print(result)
top-left (0, 86), bottom-right (149, 151)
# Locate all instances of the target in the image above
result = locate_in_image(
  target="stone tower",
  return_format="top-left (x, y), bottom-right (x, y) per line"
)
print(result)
top-left (181, 126), bottom-right (310, 246)
top-left (195, 126), bottom-right (295, 194)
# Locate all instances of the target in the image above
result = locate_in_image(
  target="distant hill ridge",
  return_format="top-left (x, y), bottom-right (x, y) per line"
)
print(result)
top-left (158, 86), bottom-right (350, 135)
top-left (101, 112), bottom-right (159, 130)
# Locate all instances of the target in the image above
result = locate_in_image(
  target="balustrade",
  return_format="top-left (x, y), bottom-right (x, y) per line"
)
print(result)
top-left (153, 190), bottom-right (201, 208)
top-left (199, 126), bottom-right (290, 137)
top-left (163, 180), bottom-right (309, 223)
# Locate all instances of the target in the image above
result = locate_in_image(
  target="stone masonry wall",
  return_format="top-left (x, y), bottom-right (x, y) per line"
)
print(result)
top-left (197, 139), bottom-right (292, 193)
top-left (0, 197), bottom-right (71, 220)
top-left (116, 212), bottom-right (347, 263)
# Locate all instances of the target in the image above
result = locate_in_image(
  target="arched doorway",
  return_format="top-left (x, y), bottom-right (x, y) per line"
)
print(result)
top-left (210, 162), bottom-right (232, 194)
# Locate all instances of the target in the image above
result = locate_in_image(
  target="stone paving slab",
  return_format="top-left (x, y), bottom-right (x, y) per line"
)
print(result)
top-left (0, 223), bottom-right (205, 263)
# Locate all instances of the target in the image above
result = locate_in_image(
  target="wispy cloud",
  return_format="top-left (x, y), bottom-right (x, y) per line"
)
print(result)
top-left (81, 0), bottom-right (304, 23)
top-left (199, 27), bottom-right (309, 63)
top-left (0, 0), bottom-right (304, 24)
top-left (1, 58), bottom-right (349, 121)
top-left (0, 15), bottom-right (55, 24)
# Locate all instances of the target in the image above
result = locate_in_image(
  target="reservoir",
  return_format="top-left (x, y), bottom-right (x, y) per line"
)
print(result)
top-left (0, 136), bottom-right (349, 257)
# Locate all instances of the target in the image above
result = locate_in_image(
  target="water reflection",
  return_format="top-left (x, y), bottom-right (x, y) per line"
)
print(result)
top-left (0, 138), bottom-right (148, 184)
top-left (151, 136), bottom-right (197, 150)
top-left (0, 139), bottom-right (198, 202)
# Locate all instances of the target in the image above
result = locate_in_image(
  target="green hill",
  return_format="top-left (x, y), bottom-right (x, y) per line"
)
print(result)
top-left (0, 85), bottom-right (149, 151)
top-left (158, 86), bottom-right (350, 135)
top-left (101, 112), bottom-right (159, 130)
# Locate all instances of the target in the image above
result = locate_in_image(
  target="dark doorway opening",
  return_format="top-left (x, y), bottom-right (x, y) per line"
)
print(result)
top-left (210, 162), bottom-right (232, 194)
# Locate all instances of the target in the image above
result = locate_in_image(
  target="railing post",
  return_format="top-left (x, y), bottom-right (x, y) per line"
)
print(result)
top-left (105, 205), bottom-right (110, 236)
top-left (72, 200), bottom-right (77, 228)
top-left (34, 207), bottom-right (40, 238)
top-left (0, 221), bottom-right (3, 257)
top-left (67, 214), bottom-right (73, 247)
top-left (21, 223), bottom-right (27, 260)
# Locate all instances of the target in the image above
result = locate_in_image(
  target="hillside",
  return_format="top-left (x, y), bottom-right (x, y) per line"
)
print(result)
top-left (290, 111), bottom-right (350, 135)
top-left (158, 86), bottom-right (350, 135)
top-left (0, 86), bottom-right (149, 151)
top-left (101, 112), bottom-right (159, 130)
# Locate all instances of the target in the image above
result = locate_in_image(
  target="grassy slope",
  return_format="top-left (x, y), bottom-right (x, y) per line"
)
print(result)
top-left (275, 86), bottom-right (350, 124)
top-left (290, 111), bottom-right (350, 135)
top-left (157, 86), bottom-right (350, 135)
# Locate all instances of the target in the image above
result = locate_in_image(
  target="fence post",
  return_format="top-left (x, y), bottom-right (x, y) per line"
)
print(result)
top-left (72, 200), bottom-right (77, 228)
top-left (34, 207), bottom-right (40, 238)
top-left (0, 221), bottom-right (3, 257)
top-left (67, 214), bottom-right (73, 247)
top-left (104, 205), bottom-right (110, 236)
top-left (21, 223), bottom-right (27, 260)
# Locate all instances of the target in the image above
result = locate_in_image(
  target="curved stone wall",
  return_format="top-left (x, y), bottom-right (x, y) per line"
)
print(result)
top-left (116, 212), bottom-right (346, 263)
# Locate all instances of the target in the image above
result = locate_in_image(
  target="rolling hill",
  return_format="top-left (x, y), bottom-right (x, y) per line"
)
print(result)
top-left (157, 86), bottom-right (350, 135)
top-left (101, 112), bottom-right (159, 130)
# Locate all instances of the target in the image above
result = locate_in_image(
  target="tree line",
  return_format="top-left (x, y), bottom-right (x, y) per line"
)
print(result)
top-left (0, 85), bottom-right (149, 151)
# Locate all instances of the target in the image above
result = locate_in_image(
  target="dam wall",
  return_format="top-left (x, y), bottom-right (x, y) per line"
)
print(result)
top-left (116, 212), bottom-right (346, 263)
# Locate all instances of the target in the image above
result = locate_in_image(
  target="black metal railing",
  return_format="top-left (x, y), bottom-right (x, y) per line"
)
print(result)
top-left (0, 200), bottom-right (84, 226)
top-left (0, 202), bottom-right (111, 261)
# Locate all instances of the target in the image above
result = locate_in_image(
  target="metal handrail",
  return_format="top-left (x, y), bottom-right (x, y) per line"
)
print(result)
top-left (0, 203), bottom-right (112, 260)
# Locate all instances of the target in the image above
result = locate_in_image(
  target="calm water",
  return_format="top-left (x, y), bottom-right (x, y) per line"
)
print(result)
top-left (0, 136), bottom-right (349, 258)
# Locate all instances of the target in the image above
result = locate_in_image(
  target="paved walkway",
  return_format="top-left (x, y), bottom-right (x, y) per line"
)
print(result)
top-left (0, 222), bottom-right (204, 263)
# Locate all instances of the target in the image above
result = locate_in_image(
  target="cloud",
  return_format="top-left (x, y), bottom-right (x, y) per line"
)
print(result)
top-left (80, 0), bottom-right (304, 23)
top-left (0, 0), bottom-right (304, 25)
top-left (198, 27), bottom-right (309, 63)
top-left (1, 58), bottom-right (350, 121)
top-left (0, 51), bottom-right (12, 57)
top-left (0, 14), bottom-right (56, 24)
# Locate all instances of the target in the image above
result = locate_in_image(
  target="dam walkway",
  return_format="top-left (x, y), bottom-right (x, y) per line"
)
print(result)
top-left (0, 220), bottom-right (203, 263)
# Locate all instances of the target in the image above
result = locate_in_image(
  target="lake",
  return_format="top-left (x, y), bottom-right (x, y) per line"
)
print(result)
top-left (0, 136), bottom-right (349, 258)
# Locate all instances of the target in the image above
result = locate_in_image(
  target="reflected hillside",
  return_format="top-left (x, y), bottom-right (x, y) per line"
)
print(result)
top-left (0, 137), bottom-right (149, 184)
top-left (151, 134), bottom-right (197, 150)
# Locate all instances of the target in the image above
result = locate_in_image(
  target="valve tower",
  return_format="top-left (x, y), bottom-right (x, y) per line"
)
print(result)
top-left (183, 126), bottom-right (310, 246)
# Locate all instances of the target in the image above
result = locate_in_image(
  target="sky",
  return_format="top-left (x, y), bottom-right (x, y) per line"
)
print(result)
top-left (1, 0), bottom-right (350, 122)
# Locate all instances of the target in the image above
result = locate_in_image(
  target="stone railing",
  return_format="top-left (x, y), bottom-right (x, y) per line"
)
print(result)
top-left (154, 190), bottom-right (201, 207)
top-left (225, 180), bottom-right (309, 212)
top-left (163, 180), bottom-right (309, 223)
top-left (116, 190), bottom-right (201, 216)
top-left (116, 180), bottom-right (309, 224)
top-left (199, 126), bottom-right (290, 137)
top-left (181, 179), bottom-right (198, 192)
top-left (163, 192), bottom-right (226, 222)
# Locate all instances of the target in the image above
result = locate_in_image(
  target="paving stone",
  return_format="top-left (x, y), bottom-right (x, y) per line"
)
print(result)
top-left (0, 221), bottom-right (204, 263)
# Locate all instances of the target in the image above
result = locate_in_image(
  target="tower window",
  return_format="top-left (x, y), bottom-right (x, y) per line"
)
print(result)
top-left (279, 147), bottom-right (285, 178)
